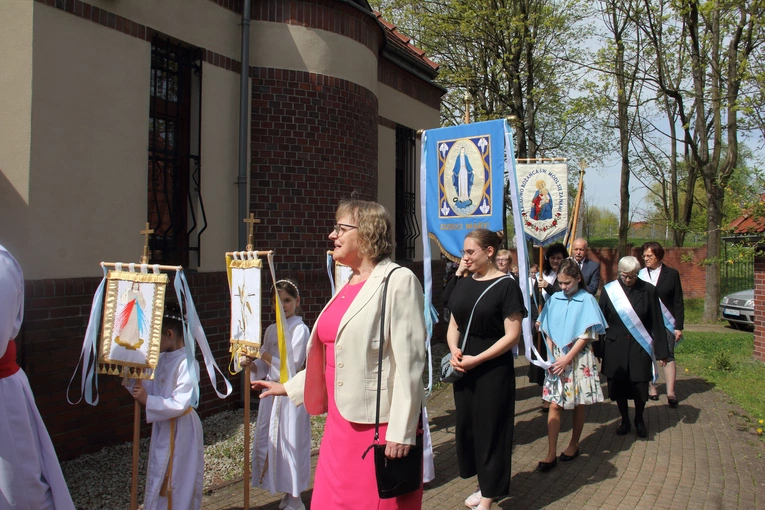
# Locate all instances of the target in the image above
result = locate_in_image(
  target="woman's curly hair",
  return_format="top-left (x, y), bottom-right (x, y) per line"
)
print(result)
top-left (336, 200), bottom-right (394, 262)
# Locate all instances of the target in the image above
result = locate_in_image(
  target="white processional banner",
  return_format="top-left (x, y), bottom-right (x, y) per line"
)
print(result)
top-left (516, 162), bottom-right (568, 246)
top-left (229, 258), bottom-right (263, 359)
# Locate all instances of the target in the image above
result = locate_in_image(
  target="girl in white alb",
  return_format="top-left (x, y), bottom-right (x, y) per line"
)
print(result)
top-left (128, 304), bottom-right (203, 510)
top-left (241, 279), bottom-right (311, 510)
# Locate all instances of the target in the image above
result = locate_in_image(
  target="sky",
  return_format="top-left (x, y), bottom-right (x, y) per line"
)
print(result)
top-left (585, 157), bottom-right (649, 218)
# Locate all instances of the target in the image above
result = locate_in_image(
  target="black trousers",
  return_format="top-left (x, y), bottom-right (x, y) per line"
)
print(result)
top-left (453, 351), bottom-right (515, 499)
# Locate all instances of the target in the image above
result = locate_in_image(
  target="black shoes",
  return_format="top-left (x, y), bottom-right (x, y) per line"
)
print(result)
top-left (559, 449), bottom-right (580, 462)
top-left (648, 394), bottom-right (660, 401)
top-left (635, 420), bottom-right (648, 438)
top-left (667, 396), bottom-right (679, 408)
top-left (536, 458), bottom-right (558, 472)
top-left (616, 421), bottom-right (631, 435)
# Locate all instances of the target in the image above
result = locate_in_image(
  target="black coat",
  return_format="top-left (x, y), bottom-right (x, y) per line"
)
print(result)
top-left (598, 279), bottom-right (669, 382)
top-left (650, 264), bottom-right (684, 330)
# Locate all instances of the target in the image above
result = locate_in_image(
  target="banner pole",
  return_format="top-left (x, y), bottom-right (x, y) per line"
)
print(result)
top-left (243, 364), bottom-right (251, 510)
top-left (536, 245), bottom-right (544, 365)
top-left (567, 162), bottom-right (587, 247)
top-left (131, 400), bottom-right (140, 510)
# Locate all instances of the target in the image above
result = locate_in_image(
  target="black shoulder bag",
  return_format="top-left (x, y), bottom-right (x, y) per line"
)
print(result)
top-left (362, 266), bottom-right (423, 499)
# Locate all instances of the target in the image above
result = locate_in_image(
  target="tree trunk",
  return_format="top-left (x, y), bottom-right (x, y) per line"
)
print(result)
top-left (703, 182), bottom-right (724, 321)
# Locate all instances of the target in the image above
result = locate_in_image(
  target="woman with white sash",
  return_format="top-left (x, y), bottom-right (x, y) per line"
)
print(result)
top-left (639, 242), bottom-right (684, 407)
top-left (597, 256), bottom-right (669, 438)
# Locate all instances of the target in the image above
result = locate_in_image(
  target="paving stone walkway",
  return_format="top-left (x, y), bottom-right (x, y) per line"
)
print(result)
top-left (202, 355), bottom-right (765, 509)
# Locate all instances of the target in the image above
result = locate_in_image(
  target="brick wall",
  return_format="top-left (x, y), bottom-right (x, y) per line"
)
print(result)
top-left (248, 67), bottom-right (379, 272)
top-left (19, 272), bottom-right (239, 460)
top-left (754, 254), bottom-right (765, 362)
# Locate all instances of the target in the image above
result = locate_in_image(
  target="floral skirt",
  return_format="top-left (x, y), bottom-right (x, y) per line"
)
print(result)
top-left (542, 342), bottom-right (603, 410)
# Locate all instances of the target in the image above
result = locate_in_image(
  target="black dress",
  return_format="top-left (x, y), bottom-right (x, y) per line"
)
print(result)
top-left (598, 279), bottom-right (669, 402)
top-left (448, 275), bottom-right (526, 499)
top-left (527, 273), bottom-right (558, 385)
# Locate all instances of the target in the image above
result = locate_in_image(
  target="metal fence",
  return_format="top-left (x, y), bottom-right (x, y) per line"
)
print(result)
top-left (721, 244), bottom-right (754, 295)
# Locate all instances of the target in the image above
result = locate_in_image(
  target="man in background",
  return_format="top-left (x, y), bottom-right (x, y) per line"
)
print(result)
top-left (571, 238), bottom-right (600, 295)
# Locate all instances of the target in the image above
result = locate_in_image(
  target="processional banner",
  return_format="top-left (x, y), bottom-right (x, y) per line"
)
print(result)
top-left (99, 270), bottom-right (168, 378)
top-left (516, 162), bottom-right (569, 246)
top-left (424, 120), bottom-right (506, 261)
top-left (420, 119), bottom-right (531, 364)
top-left (228, 256), bottom-right (263, 360)
top-left (226, 252), bottom-right (295, 384)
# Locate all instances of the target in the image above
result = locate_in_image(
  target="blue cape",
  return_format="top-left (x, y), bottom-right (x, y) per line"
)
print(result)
top-left (539, 288), bottom-right (608, 349)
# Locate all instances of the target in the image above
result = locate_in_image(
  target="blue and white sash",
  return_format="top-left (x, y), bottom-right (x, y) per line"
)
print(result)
top-left (638, 268), bottom-right (682, 342)
top-left (604, 281), bottom-right (658, 381)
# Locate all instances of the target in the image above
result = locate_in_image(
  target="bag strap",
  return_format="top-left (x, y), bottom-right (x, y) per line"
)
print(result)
top-left (373, 266), bottom-right (402, 442)
top-left (458, 275), bottom-right (512, 353)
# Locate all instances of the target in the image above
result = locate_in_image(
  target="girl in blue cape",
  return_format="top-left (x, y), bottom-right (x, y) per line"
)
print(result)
top-left (535, 258), bottom-right (608, 472)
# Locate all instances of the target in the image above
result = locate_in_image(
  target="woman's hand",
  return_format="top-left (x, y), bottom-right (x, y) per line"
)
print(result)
top-left (239, 355), bottom-right (253, 368)
top-left (674, 330), bottom-right (683, 342)
top-left (449, 348), bottom-right (468, 373)
top-left (538, 277), bottom-right (548, 289)
top-left (455, 257), bottom-right (469, 277)
top-left (384, 441), bottom-right (412, 459)
top-left (251, 380), bottom-right (287, 398)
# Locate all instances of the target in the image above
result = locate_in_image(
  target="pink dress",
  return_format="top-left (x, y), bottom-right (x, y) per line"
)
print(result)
top-left (310, 281), bottom-right (423, 510)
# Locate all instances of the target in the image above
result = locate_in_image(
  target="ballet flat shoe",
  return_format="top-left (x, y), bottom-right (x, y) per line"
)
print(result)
top-left (536, 458), bottom-right (558, 472)
top-left (616, 422), bottom-right (631, 435)
top-left (559, 449), bottom-right (580, 462)
top-left (648, 394), bottom-right (660, 401)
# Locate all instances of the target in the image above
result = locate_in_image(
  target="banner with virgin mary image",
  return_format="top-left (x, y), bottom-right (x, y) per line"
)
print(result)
top-left (423, 119), bottom-right (506, 260)
top-left (516, 162), bottom-right (569, 246)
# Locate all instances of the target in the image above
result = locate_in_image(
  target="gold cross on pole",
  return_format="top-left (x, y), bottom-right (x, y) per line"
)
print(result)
top-left (579, 159), bottom-right (587, 175)
top-left (140, 222), bottom-right (154, 264)
top-left (243, 213), bottom-right (260, 251)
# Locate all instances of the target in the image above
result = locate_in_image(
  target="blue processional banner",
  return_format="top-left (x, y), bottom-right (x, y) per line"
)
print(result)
top-left (424, 120), bottom-right (506, 260)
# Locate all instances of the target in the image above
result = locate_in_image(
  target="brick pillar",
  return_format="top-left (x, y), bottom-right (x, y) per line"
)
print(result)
top-left (754, 254), bottom-right (765, 362)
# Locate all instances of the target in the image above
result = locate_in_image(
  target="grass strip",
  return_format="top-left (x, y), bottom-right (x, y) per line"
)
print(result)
top-left (676, 330), bottom-right (765, 433)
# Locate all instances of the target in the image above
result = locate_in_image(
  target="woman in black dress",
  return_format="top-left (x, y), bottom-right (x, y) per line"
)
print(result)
top-left (598, 256), bottom-right (669, 438)
top-left (447, 229), bottom-right (526, 510)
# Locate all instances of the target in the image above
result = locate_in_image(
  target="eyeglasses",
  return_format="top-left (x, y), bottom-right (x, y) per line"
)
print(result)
top-left (496, 258), bottom-right (509, 263)
top-left (332, 223), bottom-right (358, 236)
top-left (620, 273), bottom-right (638, 280)
top-left (461, 248), bottom-right (484, 257)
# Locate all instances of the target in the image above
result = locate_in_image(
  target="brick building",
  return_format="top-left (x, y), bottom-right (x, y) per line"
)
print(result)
top-left (0, 0), bottom-right (444, 458)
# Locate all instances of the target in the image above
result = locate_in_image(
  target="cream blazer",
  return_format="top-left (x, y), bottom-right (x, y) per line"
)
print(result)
top-left (283, 259), bottom-right (426, 445)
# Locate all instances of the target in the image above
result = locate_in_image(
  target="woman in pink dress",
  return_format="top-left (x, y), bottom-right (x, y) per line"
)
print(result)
top-left (254, 200), bottom-right (427, 509)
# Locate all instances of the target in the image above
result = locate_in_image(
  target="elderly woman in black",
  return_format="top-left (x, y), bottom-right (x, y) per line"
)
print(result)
top-left (598, 256), bottom-right (669, 438)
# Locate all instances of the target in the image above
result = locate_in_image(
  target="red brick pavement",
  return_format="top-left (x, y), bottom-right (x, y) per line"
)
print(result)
top-left (202, 356), bottom-right (765, 509)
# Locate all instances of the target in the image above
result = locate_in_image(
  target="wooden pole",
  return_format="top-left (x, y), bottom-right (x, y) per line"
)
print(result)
top-left (536, 245), bottom-right (544, 366)
top-left (243, 364), bottom-right (251, 509)
top-left (566, 162), bottom-right (587, 248)
top-left (131, 400), bottom-right (140, 510)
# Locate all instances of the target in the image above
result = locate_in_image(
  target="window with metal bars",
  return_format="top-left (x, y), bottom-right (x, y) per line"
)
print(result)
top-left (147, 35), bottom-right (206, 267)
top-left (395, 125), bottom-right (420, 260)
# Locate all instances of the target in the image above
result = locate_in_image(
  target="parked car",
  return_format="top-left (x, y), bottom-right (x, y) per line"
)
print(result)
top-left (719, 289), bottom-right (755, 330)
